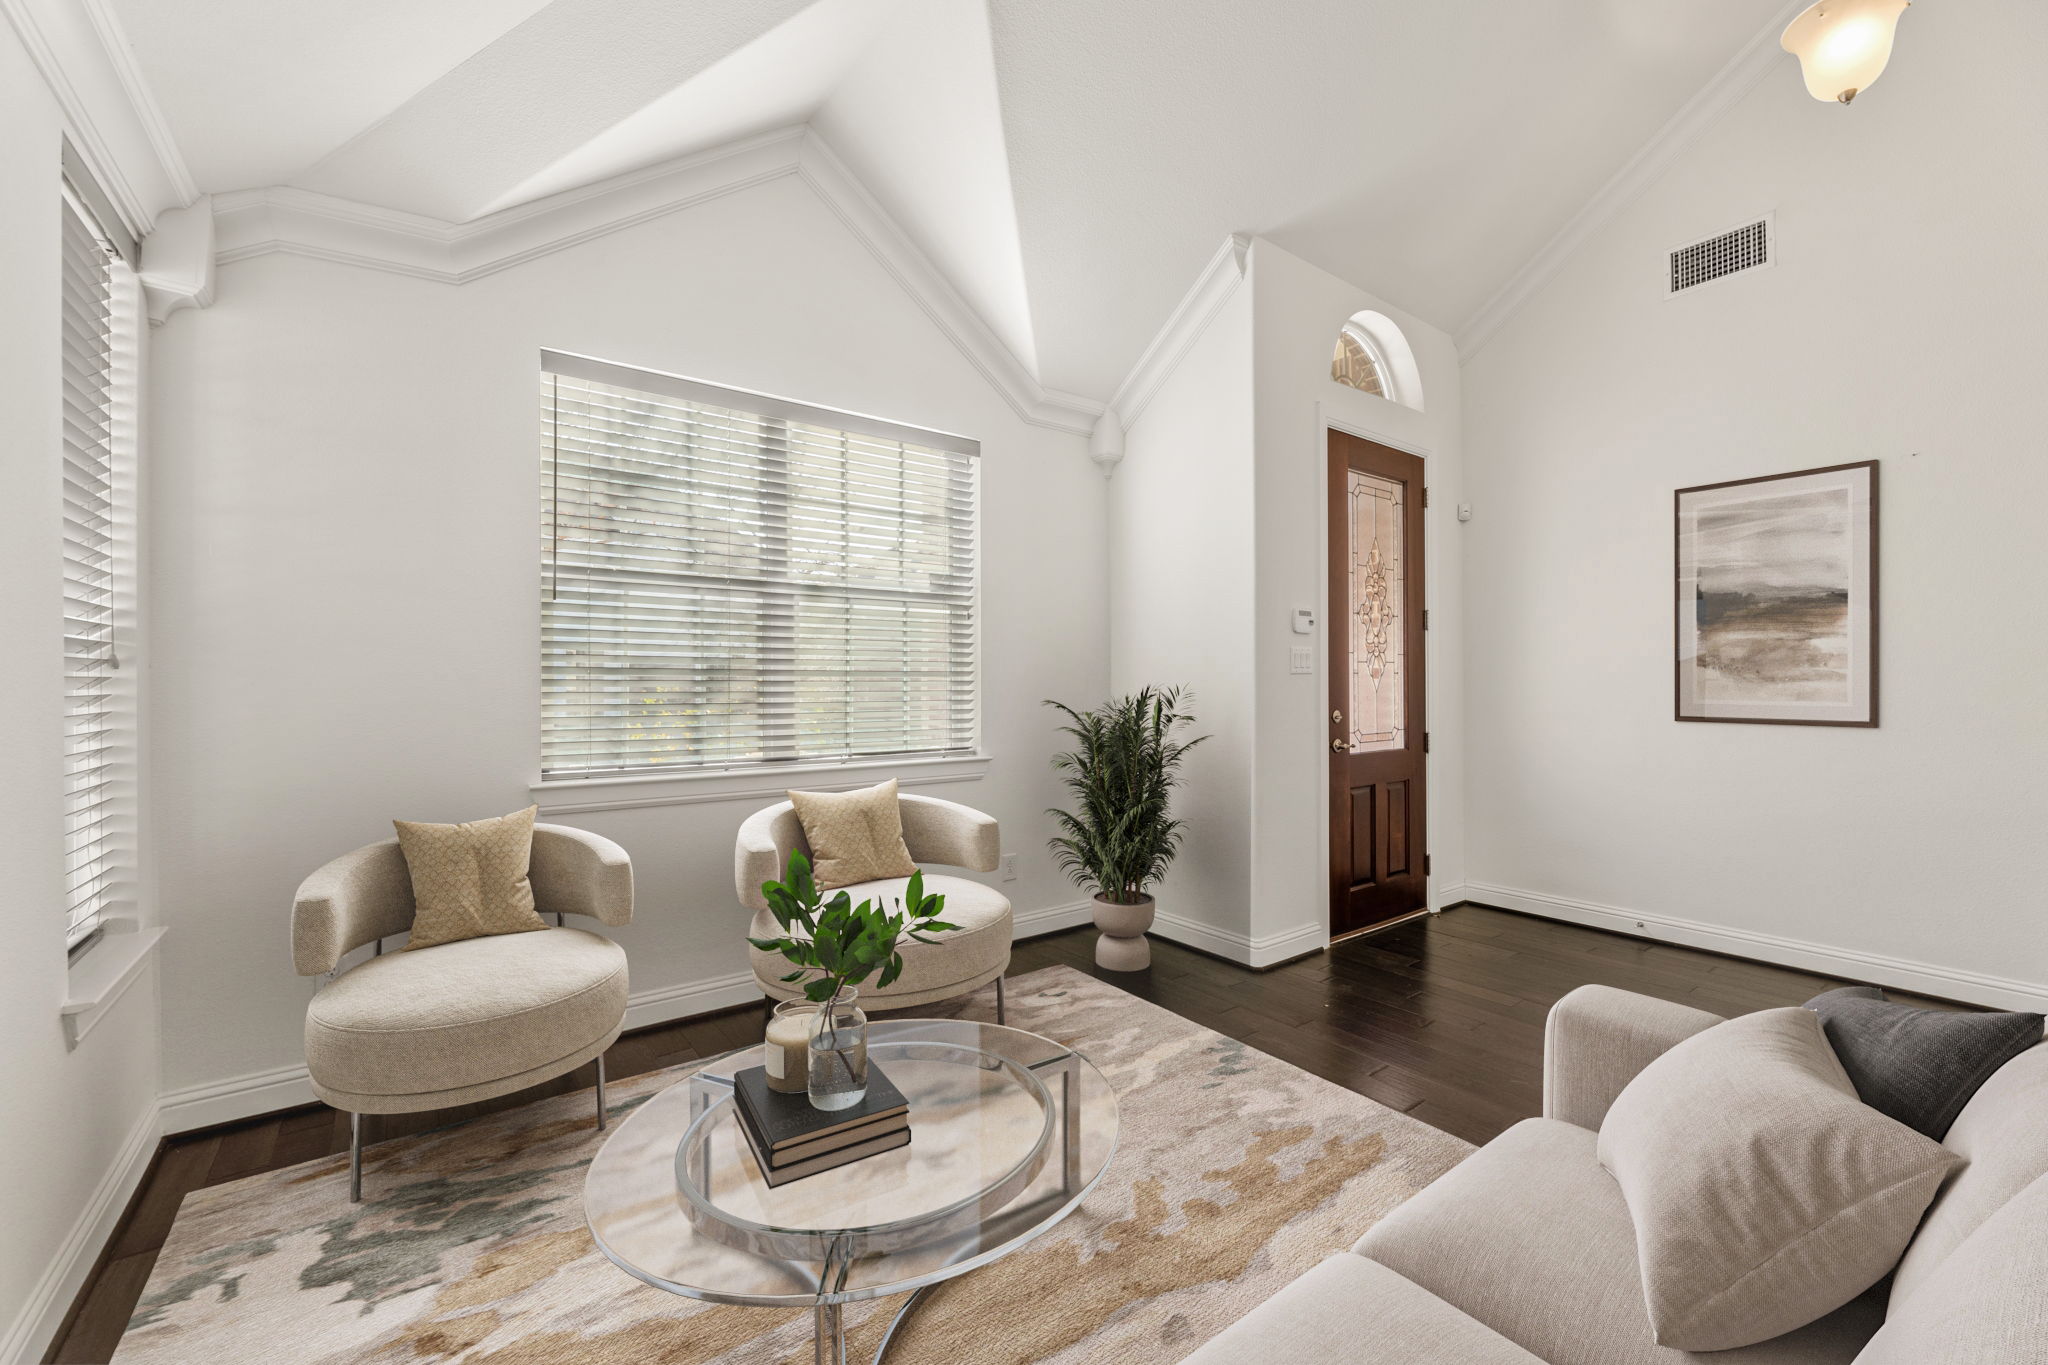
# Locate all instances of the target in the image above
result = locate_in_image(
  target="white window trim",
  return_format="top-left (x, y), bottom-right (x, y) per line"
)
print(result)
top-left (1336, 323), bottom-right (1399, 405)
top-left (531, 750), bottom-right (990, 815)
top-left (61, 920), bottom-right (165, 1047)
top-left (537, 351), bottom-right (984, 788)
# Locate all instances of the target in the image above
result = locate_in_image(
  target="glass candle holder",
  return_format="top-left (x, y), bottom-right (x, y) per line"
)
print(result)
top-left (807, 987), bottom-right (869, 1111)
top-left (763, 999), bottom-right (817, 1094)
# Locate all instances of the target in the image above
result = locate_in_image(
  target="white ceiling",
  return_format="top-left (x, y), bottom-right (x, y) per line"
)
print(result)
top-left (113, 0), bottom-right (1794, 399)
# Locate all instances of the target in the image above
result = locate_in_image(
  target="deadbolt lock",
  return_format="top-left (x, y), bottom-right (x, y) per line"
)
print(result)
top-left (1331, 710), bottom-right (1343, 726)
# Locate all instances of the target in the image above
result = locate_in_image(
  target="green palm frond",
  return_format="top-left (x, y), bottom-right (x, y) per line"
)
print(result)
top-left (1043, 685), bottom-right (1206, 904)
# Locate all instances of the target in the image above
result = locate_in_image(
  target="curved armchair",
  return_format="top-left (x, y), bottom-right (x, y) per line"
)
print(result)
top-left (294, 823), bottom-right (633, 1201)
top-left (735, 792), bottom-right (1011, 1019)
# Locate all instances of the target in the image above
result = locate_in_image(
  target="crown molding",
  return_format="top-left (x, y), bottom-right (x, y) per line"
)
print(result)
top-left (1453, 0), bottom-right (1809, 360)
top-left (213, 126), bottom-right (809, 284)
top-left (1107, 231), bottom-right (1251, 430)
top-left (2, 0), bottom-right (194, 233)
top-left (211, 125), bottom-right (1101, 437)
top-left (793, 130), bottom-right (1101, 436)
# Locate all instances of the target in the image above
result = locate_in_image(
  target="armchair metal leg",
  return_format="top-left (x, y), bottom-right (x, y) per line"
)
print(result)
top-left (348, 1112), bottom-right (363, 1203)
top-left (995, 975), bottom-right (1007, 1026)
top-left (595, 1054), bottom-right (608, 1131)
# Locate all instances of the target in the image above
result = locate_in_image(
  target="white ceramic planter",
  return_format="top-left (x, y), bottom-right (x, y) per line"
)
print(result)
top-left (1093, 893), bottom-right (1156, 971)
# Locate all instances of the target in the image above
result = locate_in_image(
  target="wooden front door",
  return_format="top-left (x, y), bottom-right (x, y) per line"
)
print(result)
top-left (1327, 430), bottom-right (1427, 937)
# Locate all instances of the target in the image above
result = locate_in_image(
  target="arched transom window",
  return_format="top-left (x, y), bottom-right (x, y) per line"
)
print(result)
top-left (1331, 327), bottom-right (1387, 397)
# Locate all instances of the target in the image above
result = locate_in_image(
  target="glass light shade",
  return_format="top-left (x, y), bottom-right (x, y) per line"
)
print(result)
top-left (1781, 0), bottom-right (1910, 104)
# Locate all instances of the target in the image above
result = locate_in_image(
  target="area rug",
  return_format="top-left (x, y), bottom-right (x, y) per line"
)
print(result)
top-left (114, 965), bottom-right (1472, 1364)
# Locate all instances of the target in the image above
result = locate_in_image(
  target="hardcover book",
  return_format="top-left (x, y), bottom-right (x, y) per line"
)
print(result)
top-left (735, 1112), bottom-right (912, 1187)
top-left (731, 1063), bottom-right (909, 1153)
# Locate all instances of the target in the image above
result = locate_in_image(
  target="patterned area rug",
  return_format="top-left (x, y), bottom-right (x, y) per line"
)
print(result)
top-left (115, 966), bottom-right (1471, 1364)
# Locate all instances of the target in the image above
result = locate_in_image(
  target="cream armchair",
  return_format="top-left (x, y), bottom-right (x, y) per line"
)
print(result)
top-left (736, 792), bottom-right (1012, 1020)
top-left (293, 823), bottom-right (633, 1201)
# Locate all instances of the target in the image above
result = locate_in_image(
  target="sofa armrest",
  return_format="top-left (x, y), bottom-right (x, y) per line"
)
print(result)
top-left (1543, 985), bottom-right (1723, 1130)
top-left (898, 793), bottom-right (999, 873)
top-left (292, 840), bottom-right (415, 976)
top-left (531, 823), bottom-right (634, 927)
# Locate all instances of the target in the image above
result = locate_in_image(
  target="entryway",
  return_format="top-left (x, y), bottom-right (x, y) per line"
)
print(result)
top-left (1327, 429), bottom-right (1427, 938)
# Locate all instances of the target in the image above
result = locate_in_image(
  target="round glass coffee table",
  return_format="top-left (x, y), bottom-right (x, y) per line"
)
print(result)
top-left (584, 1018), bottom-right (1118, 1365)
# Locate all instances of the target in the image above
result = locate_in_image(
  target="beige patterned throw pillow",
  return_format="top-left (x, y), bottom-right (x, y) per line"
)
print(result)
top-left (394, 805), bottom-right (548, 951)
top-left (787, 779), bottom-right (917, 890)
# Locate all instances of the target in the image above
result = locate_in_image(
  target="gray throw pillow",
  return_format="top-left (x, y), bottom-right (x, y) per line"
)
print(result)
top-left (1805, 987), bottom-right (2043, 1140)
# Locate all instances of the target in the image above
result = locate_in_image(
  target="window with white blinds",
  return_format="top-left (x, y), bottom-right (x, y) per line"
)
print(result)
top-left (61, 184), bottom-right (134, 951)
top-left (539, 352), bottom-right (980, 780)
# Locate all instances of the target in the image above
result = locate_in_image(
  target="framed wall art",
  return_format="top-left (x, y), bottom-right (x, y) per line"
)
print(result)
top-left (1675, 460), bottom-right (1877, 726)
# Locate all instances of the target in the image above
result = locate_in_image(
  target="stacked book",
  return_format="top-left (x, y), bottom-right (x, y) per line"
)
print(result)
top-left (731, 1064), bottom-right (911, 1188)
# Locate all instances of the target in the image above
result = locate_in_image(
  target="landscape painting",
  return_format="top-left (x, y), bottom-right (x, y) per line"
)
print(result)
top-left (1675, 461), bottom-right (1876, 726)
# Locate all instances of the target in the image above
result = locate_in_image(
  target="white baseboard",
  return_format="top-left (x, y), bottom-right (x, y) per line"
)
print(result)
top-left (2, 1104), bottom-right (161, 1365)
top-left (1462, 881), bottom-right (2048, 1012)
top-left (1150, 909), bottom-right (1327, 968)
top-left (161, 898), bottom-right (1097, 1135)
top-left (1012, 899), bottom-right (1093, 940)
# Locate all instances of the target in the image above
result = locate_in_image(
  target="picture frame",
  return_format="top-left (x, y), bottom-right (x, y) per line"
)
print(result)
top-left (1674, 460), bottom-right (1877, 727)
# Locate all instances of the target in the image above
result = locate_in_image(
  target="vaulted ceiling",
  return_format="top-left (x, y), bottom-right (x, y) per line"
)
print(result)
top-left (112, 0), bottom-right (1794, 399)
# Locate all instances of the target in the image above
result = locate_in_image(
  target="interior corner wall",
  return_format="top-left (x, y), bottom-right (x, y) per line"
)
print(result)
top-left (1247, 241), bottom-right (1467, 962)
top-left (146, 171), bottom-right (1110, 1117)
top-left (1460, 0), bottom-right (2048, 1005)
top-left (1109, 284), bottom-right (1257, 956)
top-left (0, 23), bottom-right (162, 1363)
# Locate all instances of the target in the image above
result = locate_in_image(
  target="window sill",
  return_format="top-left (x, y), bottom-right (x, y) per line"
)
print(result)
top-left (62, 921), bottom-right (165, 1048)
top-left (532, 752), bottom-right (992, 816)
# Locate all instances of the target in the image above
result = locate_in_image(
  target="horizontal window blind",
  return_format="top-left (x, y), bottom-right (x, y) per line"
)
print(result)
top-left (61, 191), bottom-right (122, 949)
top-left (540, 353), bottom-right (979, 779)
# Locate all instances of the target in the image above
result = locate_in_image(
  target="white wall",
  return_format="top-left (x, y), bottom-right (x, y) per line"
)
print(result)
top-left (148, 172), bottom-right (1109, 1116)
top-left (1248, 241), bottom-right (1467, 960)
top-left (0, 23), bottom-right (163, 1362)
top-left (1461, 0), bottom-right (2048, 1006)
top-left (1109, 284), bottom-right (1257, 947)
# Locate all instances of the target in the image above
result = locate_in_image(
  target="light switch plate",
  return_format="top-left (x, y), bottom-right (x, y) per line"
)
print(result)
top-left (999, 853), bottom-right (1017, 882)
top-left (1289, 646), bottom-right (1313, 675)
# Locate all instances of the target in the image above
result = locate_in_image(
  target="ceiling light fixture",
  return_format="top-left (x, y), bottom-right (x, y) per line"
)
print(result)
top-left (1781, 0), bottom-right (1911, 104)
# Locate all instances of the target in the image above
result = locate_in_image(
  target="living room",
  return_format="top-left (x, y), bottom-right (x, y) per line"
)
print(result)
top-left (5, 1), bottom-right (2044, 1361)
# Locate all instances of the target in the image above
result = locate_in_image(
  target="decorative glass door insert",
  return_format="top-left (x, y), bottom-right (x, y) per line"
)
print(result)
top-left (1348, 469), bottom-right (1406, 753)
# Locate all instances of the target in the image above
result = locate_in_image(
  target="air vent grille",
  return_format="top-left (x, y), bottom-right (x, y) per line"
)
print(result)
top-left (1669, 219), bottom-right (1770, 294)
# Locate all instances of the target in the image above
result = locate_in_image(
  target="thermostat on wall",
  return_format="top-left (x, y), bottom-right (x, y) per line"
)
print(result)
top-left (1292, 608), bottom-right (1315, 634)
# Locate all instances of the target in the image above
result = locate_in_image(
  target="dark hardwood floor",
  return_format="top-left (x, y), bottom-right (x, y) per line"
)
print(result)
top-left (47, 904), bottom-right (1965, 1363)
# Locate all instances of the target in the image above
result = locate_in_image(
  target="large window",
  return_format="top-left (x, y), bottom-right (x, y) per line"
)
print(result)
top-left (61, 152), bottom-right (139, 952)
top-left (539, 352), bottom-right (979, 780)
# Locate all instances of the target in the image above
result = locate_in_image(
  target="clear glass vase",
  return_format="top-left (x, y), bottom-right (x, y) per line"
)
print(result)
top-left (807, 986), bottom-right (869, 1111)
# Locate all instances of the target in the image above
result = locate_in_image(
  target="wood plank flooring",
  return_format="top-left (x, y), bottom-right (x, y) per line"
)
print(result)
top-left (46, 904), bottom-right (1967, 1363)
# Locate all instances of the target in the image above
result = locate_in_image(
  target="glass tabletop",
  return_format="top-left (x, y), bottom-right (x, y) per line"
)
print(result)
top-left (584, 1018), bottom-right (1118, 1307)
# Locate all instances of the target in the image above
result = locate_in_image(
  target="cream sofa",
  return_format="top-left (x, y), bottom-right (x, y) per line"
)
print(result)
top-left (1186, 985), bottom-right (2048, 1363)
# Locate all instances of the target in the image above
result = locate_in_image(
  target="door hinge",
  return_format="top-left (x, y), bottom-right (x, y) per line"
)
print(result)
top-left (1425, 854), bottom-right (1432, 877)
top-left (1423, 731), bottom-right (1431, 754)
top-left (1421, 487), bottom-right (1429, 510)
top-left (1422, 608), bottom-right (1429, 630)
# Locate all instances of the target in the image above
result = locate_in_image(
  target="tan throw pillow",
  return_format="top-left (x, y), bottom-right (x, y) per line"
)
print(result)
top-left (394, 805), bottom-right (547, 951)
top-left (786, 779), bottom-right (917, 890)
top-left (1597, 1007), bottom-right (1957, 1351)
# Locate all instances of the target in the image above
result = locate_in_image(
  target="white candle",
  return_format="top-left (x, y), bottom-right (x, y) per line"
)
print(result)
top-left (764, 1002), bottom-right (816, 1093)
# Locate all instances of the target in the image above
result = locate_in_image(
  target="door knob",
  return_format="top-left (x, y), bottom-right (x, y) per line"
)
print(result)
top-left (1330, 738), bottom-right (1345, 753)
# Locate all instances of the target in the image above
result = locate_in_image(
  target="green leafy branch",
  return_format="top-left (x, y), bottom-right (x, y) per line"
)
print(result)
top-left (747, 850), bottom-right (959, 1004)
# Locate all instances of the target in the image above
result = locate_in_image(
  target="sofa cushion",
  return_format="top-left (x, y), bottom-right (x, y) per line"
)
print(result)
top-left (1890, 1039), bottom-right (2048, 1307)
top-left (748, 874), bottom-right (1009, 1004)
top-left (306, 926), bottom-right (627, 1097)
top-left (786, 779), bottom-right (918, 890)
top-left (1180, 1253), bottom-right (1544, 1364)
top-left (1856, 1169), bottom-right (2048, 1363)
top-left (1356, 1117), bottom-right (1886, 1365)
top-left (1804, 986), bottom-right (2042, 1139)
top-left (1597, 1008), bottom-right (1955, 1350)
top-left (393, 804), bottom-right (548, 950)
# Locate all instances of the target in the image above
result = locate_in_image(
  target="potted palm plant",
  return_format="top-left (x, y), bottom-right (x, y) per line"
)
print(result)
top-left (1044, 686), bottom-right (1205, 971)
